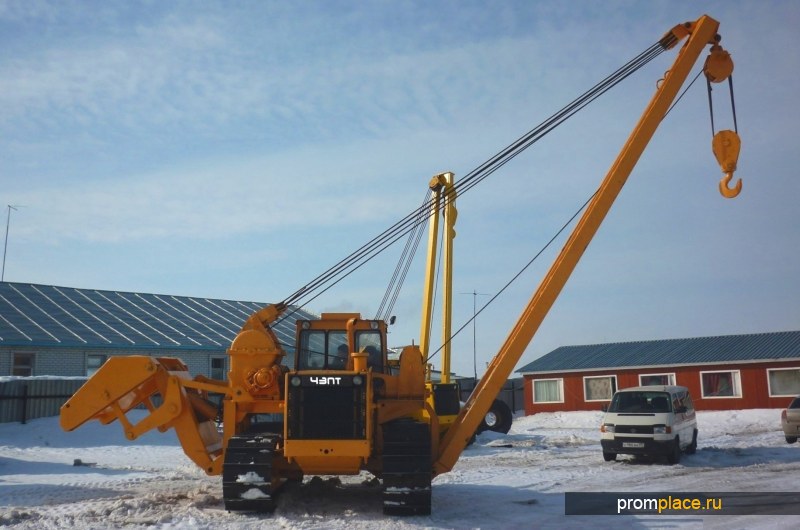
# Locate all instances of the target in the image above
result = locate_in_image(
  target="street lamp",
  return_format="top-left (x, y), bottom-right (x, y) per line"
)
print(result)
top-left (2, 205), bottom-right (21, 282)
top-left (460, 290), bottom-right (490, 381)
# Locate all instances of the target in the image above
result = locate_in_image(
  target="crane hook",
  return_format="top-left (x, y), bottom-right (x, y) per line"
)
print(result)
top-left (719, 172), bottom-right (742, 199)
top-left (712, 130), bottom-right (742, 199)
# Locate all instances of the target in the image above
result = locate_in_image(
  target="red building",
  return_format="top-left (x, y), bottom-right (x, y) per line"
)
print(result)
top-left (517, 331), bottom-right (800, 415)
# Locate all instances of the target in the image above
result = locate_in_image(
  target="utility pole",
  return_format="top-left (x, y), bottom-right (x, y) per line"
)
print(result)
top-left (460, 290), bottom-right (490, 381)
top-left (2, 205), bottom-right (20, 282)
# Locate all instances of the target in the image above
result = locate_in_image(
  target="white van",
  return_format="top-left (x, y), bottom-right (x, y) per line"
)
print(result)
top-left (600, 385), bottom-right (697, 464)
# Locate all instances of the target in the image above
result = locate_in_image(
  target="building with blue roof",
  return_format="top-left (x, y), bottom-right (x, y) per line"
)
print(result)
top-left (0, 281), bottom-right (317, 380)
top-left (516, 331), bottom-right (800, 414)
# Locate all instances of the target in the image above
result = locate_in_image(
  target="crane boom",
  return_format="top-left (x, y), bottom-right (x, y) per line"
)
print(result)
top-left (435, 14), bottom-right (735, 474)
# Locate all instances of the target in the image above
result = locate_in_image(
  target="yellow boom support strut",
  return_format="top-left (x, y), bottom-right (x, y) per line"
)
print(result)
top-left (419, 172), bottom-right (457, 381)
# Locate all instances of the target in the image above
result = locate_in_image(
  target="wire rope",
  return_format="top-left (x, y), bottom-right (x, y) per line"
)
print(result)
top-left (279, 41), bottom-right (668, 318)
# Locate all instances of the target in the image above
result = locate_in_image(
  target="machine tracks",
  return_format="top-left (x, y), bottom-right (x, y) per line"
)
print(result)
top-left (381, 419), bottom-right (433, 516)
top-left (221, 433), bottom-right (281, 513)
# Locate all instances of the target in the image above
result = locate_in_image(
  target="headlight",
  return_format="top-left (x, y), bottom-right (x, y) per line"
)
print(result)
top-left (601, 424), bottom-right (614, 433)
top-left (290, 376), bottom-right (302, 387)
top-left (353, 375), bottom-right (363, 386)
top-left (370, 321), bottom-right (379, 329)
top-left (653, 425), bottom-right (671, 434)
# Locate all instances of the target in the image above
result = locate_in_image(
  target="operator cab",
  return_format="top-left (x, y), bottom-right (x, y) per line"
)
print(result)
top-left (295, 313), bottom-right (387, 373)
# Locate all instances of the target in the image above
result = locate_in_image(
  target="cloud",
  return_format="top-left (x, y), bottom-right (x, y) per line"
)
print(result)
top-left (9, 135), bottom-right (435, 244)
top-left (0, 17), bottom-right (255, 134)
top-left (1, 2), bottom-right (612, 155)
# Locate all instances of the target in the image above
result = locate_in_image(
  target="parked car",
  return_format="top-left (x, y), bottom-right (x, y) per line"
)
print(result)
top-left (600, 385), bottom-right (698, 464)
top-left (781, 396), bottom-right (800, 444)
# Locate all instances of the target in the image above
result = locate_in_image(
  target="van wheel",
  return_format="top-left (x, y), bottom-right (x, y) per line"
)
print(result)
top-left (603, 451), bottom-right (617, 462)
top-left (786, 436), bottom-right (798, 444)
top-left (685, 429), bottom-right (698, 454)
top-left (666, 437), bottom-right (681, 465)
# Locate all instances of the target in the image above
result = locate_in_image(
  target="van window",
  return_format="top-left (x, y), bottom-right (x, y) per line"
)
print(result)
top-left (608, 391), bottom-right (672, 413)
top-left (681, 393), bottom-right (695, 412)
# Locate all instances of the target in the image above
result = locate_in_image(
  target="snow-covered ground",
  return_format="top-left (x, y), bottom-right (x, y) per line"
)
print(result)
top-left (1, 409), bottom-right (798, 529)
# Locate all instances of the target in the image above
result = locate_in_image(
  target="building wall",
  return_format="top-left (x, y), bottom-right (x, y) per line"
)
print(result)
top-left (0, 346), bottom-right (228, 379)
top-left (523, 360), bottom-right (800, 415)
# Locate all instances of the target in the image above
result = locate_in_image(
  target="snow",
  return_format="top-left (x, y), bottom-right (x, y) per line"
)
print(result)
top-left (240, 488), bottom-right (269, 500)
top-left (1, 409), bottom-right (799, 529)
top-left (0, 375), bottom-right (87, 382)
top-left (236, 472), bottom-right (266, 484)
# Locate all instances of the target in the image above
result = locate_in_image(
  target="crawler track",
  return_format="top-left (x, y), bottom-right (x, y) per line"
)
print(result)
top-left (221, 433), bottom-right (281, 513)
top-left (381, 419), bottom-right (432, 516)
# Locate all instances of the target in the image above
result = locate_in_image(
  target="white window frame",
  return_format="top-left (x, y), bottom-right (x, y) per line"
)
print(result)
top-left (766, 367), bottom-right (800, 397)
top-left (638, 373), bottom-right (676, 386)
top-left (86, 353), bottom-right (107, 377)
top-left (210, 356), bottom-right (227, 381)
top-left (583, 374), bottom-right (618, 402)
top-left (532, 378), bottom-right (565, 404)
top-left (699, 369), bottom-right (742, 399)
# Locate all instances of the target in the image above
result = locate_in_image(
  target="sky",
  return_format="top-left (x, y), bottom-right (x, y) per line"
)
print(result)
top-left (1, 0), bottom-right (798, 379)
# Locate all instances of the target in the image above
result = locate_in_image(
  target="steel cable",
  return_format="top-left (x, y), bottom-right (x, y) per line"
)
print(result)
top-left (280, 41), bottom-right (667, 317)
top-left (375, 190), bottom-right (432, 320)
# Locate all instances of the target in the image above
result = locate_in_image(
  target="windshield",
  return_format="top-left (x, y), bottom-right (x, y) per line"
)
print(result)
top-left (608, 391), bottom-right (672, 413)
top-left (298, 329), bottom-right (348, 370)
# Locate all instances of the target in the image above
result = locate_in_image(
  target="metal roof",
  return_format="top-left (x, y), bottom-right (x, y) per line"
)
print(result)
top-left (0, 282), bottom-right (317, 351)
top-left (517, 330), bottom-right (800, 374)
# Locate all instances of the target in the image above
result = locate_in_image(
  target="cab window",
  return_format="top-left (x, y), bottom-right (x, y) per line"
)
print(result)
top-left (328, 331), bottom-right (348, 369)
top-left (298, 329), bottom-right (349, 370)
top-left (356, 330), bottom-right (384, 372)
top-left (299, 330), bottom-right (326, 369)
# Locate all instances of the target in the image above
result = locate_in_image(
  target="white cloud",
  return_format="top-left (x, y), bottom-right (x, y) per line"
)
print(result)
top-left (0, 3), bottom-right (596, 152)
top-left (10, 135), bottom-right (434, 244)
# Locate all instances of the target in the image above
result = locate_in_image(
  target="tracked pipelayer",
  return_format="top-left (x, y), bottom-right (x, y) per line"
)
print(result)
top-left (60, 15), bottom-right (742, 515)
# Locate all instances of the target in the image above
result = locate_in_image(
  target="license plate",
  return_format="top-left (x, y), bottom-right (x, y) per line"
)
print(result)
top-left (622, 442), bottom-right (645, 448)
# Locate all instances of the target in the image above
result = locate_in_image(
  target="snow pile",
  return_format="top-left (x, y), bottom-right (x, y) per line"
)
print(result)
top-left (1, 409), bottom-right (798, 529)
